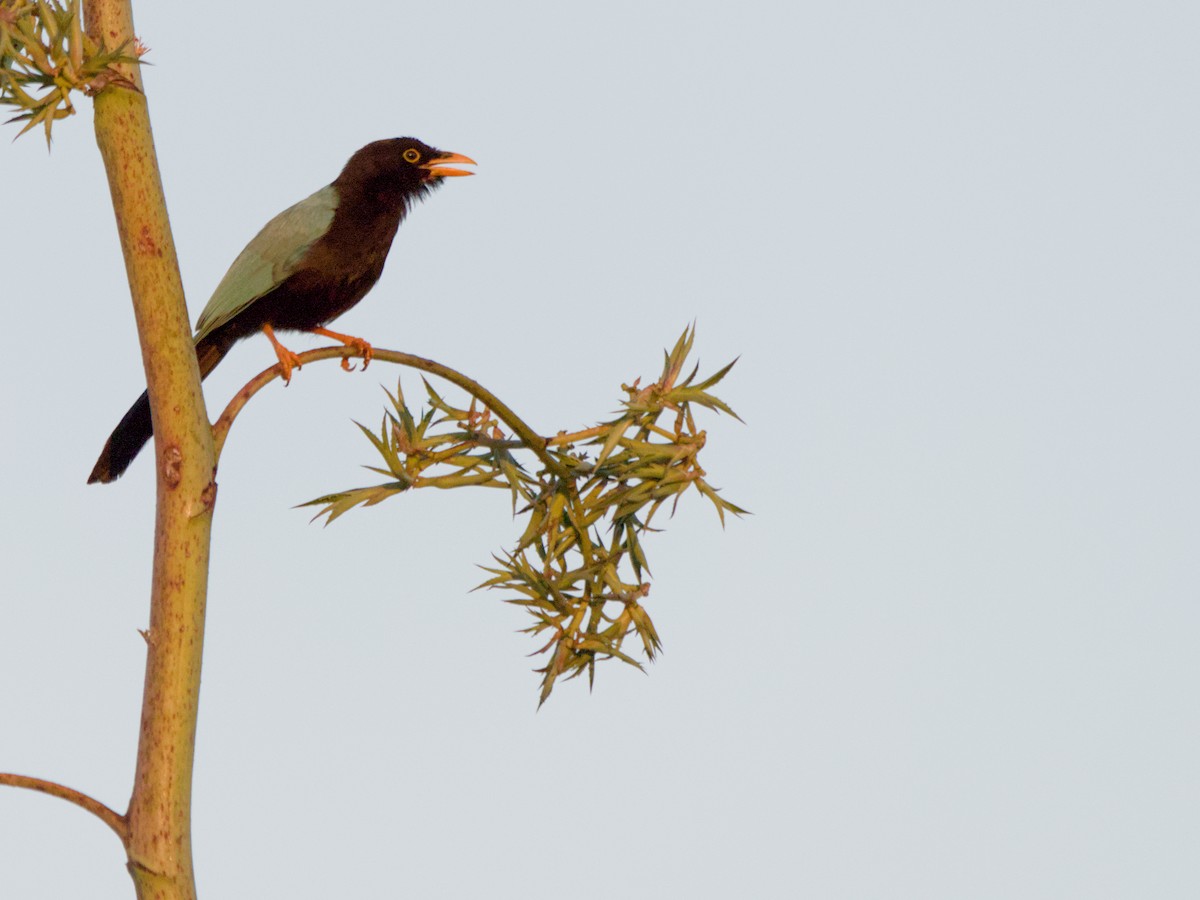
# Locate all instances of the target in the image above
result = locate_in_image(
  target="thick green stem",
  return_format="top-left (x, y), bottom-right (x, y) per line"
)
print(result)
top-left (85, 2), bottom-right (214, 898)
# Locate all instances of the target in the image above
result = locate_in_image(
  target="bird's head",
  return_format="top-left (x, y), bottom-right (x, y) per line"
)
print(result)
top-left (337, 138), bottom-right (476, 197)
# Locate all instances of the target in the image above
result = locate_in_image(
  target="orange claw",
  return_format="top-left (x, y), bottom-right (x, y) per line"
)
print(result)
top-left (262, 323), bottom-right (304, 384)
top-left (311, 327), bottom-right (374, 372)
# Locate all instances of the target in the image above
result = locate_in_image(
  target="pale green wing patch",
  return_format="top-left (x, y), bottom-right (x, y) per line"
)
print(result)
top-left (194, 184), bottom-right (339, 341)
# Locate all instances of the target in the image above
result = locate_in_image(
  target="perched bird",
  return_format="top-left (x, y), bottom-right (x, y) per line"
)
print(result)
top-left (88, 137), bottom-right (475, 484)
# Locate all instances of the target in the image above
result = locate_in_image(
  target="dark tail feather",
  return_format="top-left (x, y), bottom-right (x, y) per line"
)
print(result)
top-left (87, 331), bottom-right (235, 484)
top-left (87, 389), bottom-right (153, 484)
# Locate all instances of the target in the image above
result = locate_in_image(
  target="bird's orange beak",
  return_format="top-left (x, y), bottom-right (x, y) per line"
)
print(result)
top-left (421, 152), bottom-right (476, 178)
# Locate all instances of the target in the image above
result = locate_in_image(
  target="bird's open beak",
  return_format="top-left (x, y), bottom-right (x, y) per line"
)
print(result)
top-left (421, 152), bottom-right (476, 178)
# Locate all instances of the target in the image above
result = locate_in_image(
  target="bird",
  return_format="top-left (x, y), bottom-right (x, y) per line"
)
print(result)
top-left (87, 137), bottom-right (475, 484)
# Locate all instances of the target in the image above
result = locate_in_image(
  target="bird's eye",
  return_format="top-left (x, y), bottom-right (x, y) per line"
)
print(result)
top-left (403, 148), bottom-right (421, 163)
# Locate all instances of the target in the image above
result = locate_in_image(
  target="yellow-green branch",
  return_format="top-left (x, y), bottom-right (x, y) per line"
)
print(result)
top-left (85, 2), bottom-right (213, 899)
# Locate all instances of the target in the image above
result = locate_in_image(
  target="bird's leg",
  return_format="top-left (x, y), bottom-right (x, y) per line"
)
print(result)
top-left (262, 324), bottom-right (304, 384)
top-left (310, 327), bottom-right (374, 372)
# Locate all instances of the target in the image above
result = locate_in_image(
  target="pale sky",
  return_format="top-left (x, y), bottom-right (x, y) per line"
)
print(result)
top-left (3, 2), bottom-right (1198, 898)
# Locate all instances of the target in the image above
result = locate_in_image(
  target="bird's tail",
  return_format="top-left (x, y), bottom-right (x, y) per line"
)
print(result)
top-left (87, 332), bottom-right (234, 484)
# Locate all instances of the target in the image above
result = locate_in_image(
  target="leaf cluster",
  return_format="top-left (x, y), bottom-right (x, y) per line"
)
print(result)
top-left (0, 0), bottom-right (142, 144)
top-left (303, 327), bottom-right (745, 705)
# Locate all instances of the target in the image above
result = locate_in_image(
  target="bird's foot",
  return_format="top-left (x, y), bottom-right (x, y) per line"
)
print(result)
top-left (262, 324), bottom-right (304, 385)
top-left (276, 347), bottom-right (304, 384)
top-left (311, 327), bottom-right (374, 373)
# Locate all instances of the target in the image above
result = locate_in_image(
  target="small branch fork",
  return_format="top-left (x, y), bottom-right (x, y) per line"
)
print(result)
top-left (0, 772), bottom-right (128, 843)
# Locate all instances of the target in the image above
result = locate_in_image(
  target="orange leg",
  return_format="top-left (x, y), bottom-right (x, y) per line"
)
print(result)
top-left (311, 326), bottom-right (374, 372)
top-left (262, 323), bottom-right (304, 384)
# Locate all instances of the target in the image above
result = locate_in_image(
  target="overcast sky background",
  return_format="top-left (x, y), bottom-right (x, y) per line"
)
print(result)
top-left (2, 2), bottom-right (1197, 898)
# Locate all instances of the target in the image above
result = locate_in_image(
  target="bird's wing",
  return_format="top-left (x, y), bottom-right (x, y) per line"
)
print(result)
top-left (193, 184), bottom-right (339, 341)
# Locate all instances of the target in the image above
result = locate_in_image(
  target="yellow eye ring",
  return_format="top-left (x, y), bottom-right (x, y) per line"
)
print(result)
top-left (403, 148), bottom-right (421, 163)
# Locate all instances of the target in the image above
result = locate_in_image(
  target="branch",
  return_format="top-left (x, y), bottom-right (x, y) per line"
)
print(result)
top-left (212, 346), bottom-right (571, 478)
top-left (0, 772), bottom-right (128, 842)
top-left (85, 1), bottom-right (214, 897)
top-left (280, 326), bottom-right (744, 704)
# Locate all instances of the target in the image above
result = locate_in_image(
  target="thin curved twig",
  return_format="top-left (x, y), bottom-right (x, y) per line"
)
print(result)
top-left (211, 346), bottom-right (571, 478)
top-left (0, 772), bottom-right (128, 843)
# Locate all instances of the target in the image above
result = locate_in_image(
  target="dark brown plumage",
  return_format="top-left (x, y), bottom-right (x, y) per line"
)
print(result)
top-left (88, 137), bottom-right (474, 484)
